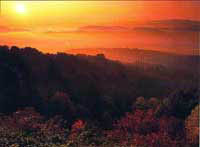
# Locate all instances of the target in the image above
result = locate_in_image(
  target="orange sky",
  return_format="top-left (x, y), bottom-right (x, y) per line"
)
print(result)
top-left (0, 1), bottom-right (199, 54)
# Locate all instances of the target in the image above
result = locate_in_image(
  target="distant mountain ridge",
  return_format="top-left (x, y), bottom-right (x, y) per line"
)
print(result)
top-left (66, 48), bottom-right (199, 71)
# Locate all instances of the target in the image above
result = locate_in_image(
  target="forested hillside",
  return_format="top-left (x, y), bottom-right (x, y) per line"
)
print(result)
top-left (0, 45), bottom-right (199, 146)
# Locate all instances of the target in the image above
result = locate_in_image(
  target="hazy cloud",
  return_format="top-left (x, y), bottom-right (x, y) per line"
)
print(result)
top-left (79, 26), bottom-right (130, 32)
top-left (137, 19), bottom-right (200, 32)
top-left (0, 26), bottom-right (30, 33)
top-left (1, 19), bottom-right (199, 34)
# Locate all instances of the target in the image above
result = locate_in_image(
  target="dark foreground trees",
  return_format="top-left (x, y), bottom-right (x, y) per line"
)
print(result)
top-left (0, 45), bottom-right (199, 146)
top-left (0, 103), bottom-right (198, 146)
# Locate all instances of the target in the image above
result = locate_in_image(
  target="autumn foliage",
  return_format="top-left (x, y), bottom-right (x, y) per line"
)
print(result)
top-left (185, 104), bottom-right (199, 146)
top-left (106, 108), bottom-right (185, 147)
top-left (0, 45), bottom-right (199, 146)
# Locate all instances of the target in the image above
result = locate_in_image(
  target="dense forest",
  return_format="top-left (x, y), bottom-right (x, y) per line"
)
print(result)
top-left (0, 45), bottom-right (199, 146)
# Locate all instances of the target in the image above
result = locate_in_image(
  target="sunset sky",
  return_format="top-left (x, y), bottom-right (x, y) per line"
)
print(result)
top-left (0, 1), bottom-right (199, 54)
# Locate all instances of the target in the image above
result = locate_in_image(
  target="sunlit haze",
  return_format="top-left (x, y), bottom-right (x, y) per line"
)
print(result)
top-left (0, 1), bottom-right (199, 54)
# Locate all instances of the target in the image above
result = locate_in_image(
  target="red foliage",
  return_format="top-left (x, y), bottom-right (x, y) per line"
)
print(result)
top-left (71, 120), bottom-right (86, 130)
top-left (185, 104), bottom-right (199, 145)
top-left (106, 109), bottom-right (185, 146)
top-left (68, 120), bottom-right (86, 140)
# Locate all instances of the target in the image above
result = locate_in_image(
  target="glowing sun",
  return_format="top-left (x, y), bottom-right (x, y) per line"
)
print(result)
top-left (16, 4), bottom-right (26, 13)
